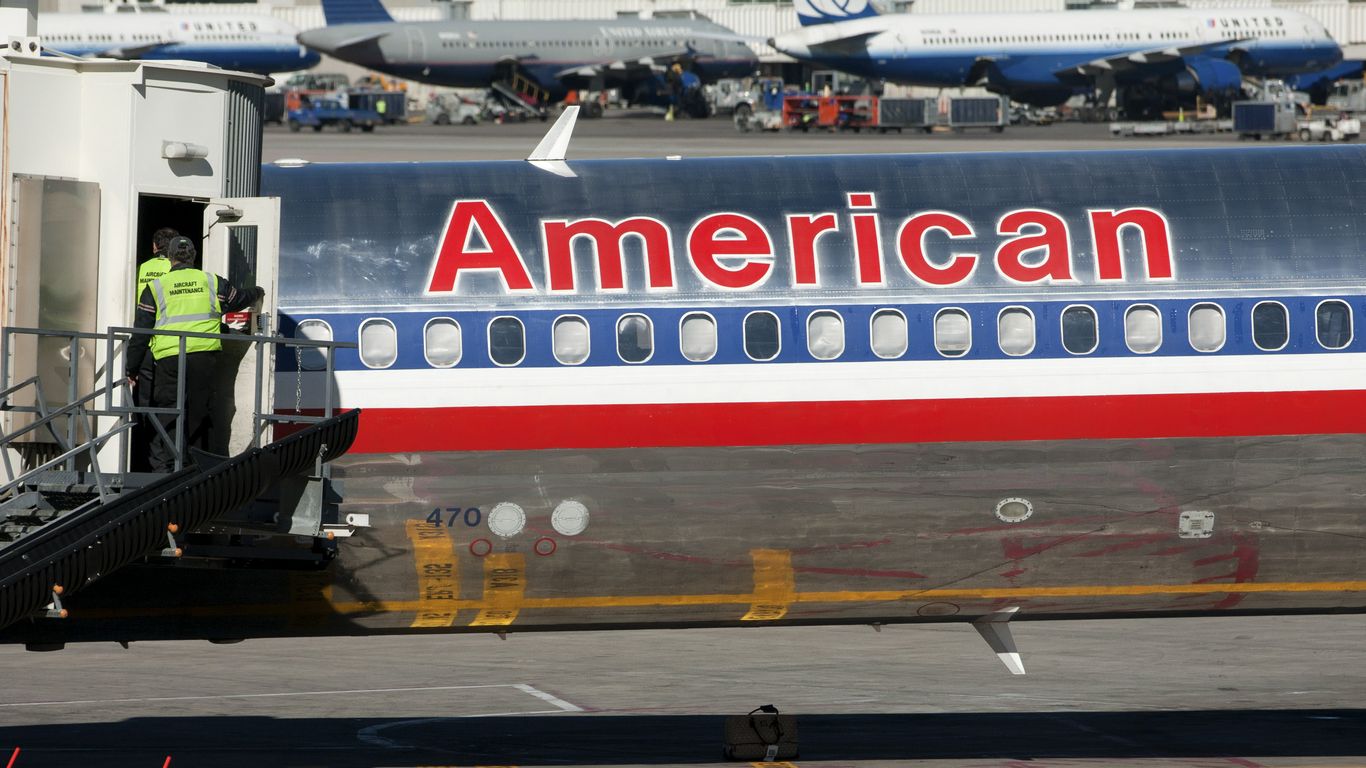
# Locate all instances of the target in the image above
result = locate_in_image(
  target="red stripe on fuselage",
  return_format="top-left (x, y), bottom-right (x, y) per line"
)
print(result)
top-left (338, 390), bottom-right (1366, 453)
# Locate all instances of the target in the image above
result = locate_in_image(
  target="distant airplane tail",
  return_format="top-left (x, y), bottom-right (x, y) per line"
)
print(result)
top-left (320, 0), bottom-right (394, 26)
top-left (796, 0), bottom-right (880, 27)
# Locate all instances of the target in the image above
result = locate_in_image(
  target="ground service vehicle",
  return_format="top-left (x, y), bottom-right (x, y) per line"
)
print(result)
top-left (287, 98), bottom-right (381, 133)
top-left (426, 93), bottom-right (482, 125)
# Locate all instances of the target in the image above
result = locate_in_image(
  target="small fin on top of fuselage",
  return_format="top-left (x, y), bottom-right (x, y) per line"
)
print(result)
top-left (796, 0), bottom-right (880, 27)
top-left (320, 0), bottom-right (394, 26)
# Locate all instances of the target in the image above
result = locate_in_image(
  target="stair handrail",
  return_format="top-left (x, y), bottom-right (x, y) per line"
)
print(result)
top-left (0, 324), bottom-right (353, 479)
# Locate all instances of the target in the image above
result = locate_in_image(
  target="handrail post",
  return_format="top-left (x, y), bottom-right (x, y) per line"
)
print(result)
top-left (253, 335), bottom-right (265, 449)
top-left (324, 338), bottom-right (335, 419)
top-left (175, 336), bottom-right (186, 471)
top-left (1, 327), bottom-right (10, 405)
top-left (66, 335), bottom-right (79, 471)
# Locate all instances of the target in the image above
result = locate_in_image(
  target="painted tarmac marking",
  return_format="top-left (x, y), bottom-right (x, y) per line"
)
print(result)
top-left (469, 553), bottom-right (526, 626)
top-left (0, 683), bottom-right (545, 708)
top-left (742, 549), bottom-right (795, 621)
top-left (358, 684), bottom-right (576, 749)
top-left (406, 520), bottom-right (460, 628)
top-left (511, 683), bottom-right (584, 712)
top-left (360, 713), bottom-right (560, 748)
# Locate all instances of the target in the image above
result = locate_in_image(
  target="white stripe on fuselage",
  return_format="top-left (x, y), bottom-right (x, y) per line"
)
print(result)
top-left (280, 353), bottom-right (1366, 410)
top-left (38, 13), bottom-right (299, 51)
top-left (776, 7), bottom-right (1332, 66)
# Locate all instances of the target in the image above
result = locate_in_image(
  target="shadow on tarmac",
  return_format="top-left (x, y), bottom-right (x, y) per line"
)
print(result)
top-left (1, 709), bottom-right (1363, 766)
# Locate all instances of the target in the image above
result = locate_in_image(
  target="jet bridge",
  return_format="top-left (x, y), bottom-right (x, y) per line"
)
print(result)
top-left (0, 326), bottom-right (359, 635)
top-left (0, 23), bottom-right (363, 641)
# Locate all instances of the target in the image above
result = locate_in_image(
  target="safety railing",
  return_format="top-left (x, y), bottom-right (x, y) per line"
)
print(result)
top-left (0, 325), bottom-right (354, 481)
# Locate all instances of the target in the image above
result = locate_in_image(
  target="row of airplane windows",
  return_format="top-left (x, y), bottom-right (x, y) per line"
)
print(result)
top-left (297, 299), bottom-right (1354, 370)
top-left (439, 38), bottom-right (699, 48)
top-left (923, 30), bottom-right (1286, 46)
top-left (47, 32), bottom-right (259, 43)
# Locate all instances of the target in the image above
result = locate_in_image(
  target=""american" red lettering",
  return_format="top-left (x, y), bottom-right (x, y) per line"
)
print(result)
top-left (424, 196), bottom-right (1177, 295)
top-left (542, 217), bottom-right (675, 292)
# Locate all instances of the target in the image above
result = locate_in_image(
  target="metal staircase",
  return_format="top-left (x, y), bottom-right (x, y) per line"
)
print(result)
top-left (489, 72), bottom-right (549, 121)
top-left (0, 324), bottom-right (358, 634)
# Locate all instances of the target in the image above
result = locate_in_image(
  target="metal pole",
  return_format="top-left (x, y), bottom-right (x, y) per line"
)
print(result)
top-left (107, 333), bottom-right (127, 474)
top-left (1, 327), bottom-right (10, 406)
top-left (1, 329), bottom-right (12, 484)
top-left (324, 339), bottom-right (335, 419)
top-left (66, 335), bottom-right (77, 471)
top-left (176, 336), bottom-right (186, 471)
top-left (253, 336), bottom-right (264, 448)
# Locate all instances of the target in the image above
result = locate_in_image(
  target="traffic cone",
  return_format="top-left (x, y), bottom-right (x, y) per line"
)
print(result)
top-left (666, 106), bottom-right (675, 121)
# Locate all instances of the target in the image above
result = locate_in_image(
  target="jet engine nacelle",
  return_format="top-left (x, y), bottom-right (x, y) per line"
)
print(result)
top-left (1184, 57), bottom-right (1245, 96)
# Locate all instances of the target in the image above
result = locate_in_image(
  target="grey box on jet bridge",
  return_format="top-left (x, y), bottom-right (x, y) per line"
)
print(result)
top-left (949, 96), bottom-right (1007, 129)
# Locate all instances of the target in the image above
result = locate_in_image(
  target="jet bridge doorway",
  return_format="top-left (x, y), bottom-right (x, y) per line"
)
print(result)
top-left (131, 193), bottom-right (280, 463)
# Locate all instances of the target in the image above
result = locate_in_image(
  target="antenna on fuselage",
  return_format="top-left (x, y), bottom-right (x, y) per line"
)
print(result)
top-left (527, 105), bottom-right (578, 178)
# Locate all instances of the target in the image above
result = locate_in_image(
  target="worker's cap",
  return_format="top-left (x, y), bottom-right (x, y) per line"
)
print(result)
top-left (167, 236), bottom-right (197, 261)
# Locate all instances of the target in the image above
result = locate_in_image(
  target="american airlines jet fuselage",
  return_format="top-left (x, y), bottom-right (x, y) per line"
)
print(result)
top-left (774, 8), bottom-right (1341, 105)
top-left (40, 13), bottom-right (320, 74)
top-left (8, 145), bottom-right (1366, 650)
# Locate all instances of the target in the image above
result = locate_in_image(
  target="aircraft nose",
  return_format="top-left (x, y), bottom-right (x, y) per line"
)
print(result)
top-left (770, 35), bottom-right (810, 60)
top-left (297, 29), bottom-right (333, 54)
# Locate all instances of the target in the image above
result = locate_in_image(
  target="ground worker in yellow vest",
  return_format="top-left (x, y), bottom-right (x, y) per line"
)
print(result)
top-left (125, 236), bottom-right (265, 472)
top-left (129, 227), bottom-right (179, 471)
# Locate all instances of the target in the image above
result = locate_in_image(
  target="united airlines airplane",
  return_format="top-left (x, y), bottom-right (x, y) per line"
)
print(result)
top-left (296, 0), bottom-right (757, 111)
top-left (772, 0), bottom-right (1342, 118)
top-left (40, 9), bottom-right (320, 74)
top-left (8, 138), bottom-right (1366, 672)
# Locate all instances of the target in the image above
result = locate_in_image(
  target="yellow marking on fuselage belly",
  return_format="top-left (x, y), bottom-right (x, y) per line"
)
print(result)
top-left (468, 553), bottom-right (526, 626)
top-left (741, 549), bottom-right (795, 621)
top-left (324, 580), bottom-right (1366, 616)
top-left (71, 581), bottom-right (1366, 621)
top-left (405, 520), bottom-right (460, 628)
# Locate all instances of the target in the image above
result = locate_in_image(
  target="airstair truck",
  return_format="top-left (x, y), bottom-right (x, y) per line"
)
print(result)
top-left (0, 11), bottom-right (359, 647)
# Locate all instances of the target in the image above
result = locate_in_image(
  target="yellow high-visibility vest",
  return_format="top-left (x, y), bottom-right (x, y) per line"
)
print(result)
top-left (137, 256), bottom-right (171, 300)
top-left (148, 269), bottom-right (222, 360)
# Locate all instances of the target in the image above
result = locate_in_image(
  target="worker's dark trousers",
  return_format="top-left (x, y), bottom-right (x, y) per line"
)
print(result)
top-left (148, 351), bottom-right (219, 473)
top-left (129, 354), bottom-right (156, 472)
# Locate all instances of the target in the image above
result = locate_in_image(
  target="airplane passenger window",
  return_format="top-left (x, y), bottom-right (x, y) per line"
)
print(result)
top-left (997, 306), bottom-right (1035, 356)
top-left (488, 316), bottom-right (525, 366)
top-left (1188, 303), bottom-right (1225, 352)
top-left (680, 312), bottom-right (717, 362)
top-left (748, 308), bottom-right (781, 360)
top-left (359, 318), bottom-right (398, 369)
top-left (1252, 302), bottom-right (1289, 351)
top-left (744, 311), bottom-right (781, 361)
top-left (934, 308), bottom-right (971, 357)
top-left (870, 309), bottom-right (908, 359)
top-left (1316, 300), bottom-right (1353, 349)
top-left (807, 311), bottom-right (845, 360)
top-left (294, 319), bottom-right (332, 371)
top-left (1061, 305), bottom-right (1098, 355)
top-left (617, 314), bottom-right (653, 364)
top-left (1124, 305), bottom-right (1162, 354)
top-left (553, 315), bottom-right (591, 365)
top-left (424, 317), bottom-right (462, 368)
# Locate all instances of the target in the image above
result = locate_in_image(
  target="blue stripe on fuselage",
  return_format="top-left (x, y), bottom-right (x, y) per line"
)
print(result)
top-left (807, 42), bottom-right (1341, 88)
top-left (50, 43), bottom-right (320, 74)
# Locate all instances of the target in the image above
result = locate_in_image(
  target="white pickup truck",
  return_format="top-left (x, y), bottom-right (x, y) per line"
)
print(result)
top-left (1298, 114), bottom-right (1361, 141)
